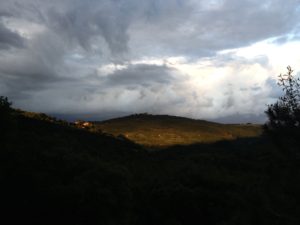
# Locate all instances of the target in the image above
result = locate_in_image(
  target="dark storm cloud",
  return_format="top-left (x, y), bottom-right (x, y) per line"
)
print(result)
top-left (1, 0), bottom-right (300, 57)
top-left (102, 64), bottom-right (180, 87)
top-left (5, 0), bottom-right (297, 59)
top-left (0, 0), bottom-right (135, 57)
top-left (0, 29), bottom-right (70, 99)
top-left (45, 0), bottom-right (133, 56)
top-left (129, 0), bottom-right (300, 58)
top-left (0, 22), bottom-right (24, 49)
top-left (94, 63), bottom-right (187, 111)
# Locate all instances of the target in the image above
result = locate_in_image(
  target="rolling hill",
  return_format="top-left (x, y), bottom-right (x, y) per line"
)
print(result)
top-left (94, 113), bottom-right (263, 148)
top-left (2, 106), bottom-right (300, 225)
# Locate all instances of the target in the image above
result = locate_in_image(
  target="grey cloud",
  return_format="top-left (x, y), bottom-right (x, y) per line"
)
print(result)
top-left (271, 29), bottom-right (300, 45)
top-left (251, 86), bottom-right (262, 91)
top-left (224, 95), bottom-right (235, 109)
top-left (1, 0), bottom-right (134, 58)
top-left (1, 61), bottom-right (189, 116)
top-left (272, 35), bottom-right (290, 45)
top-left (0, 30), bottom-right (71, 99)
top-left (200, 0), bottom-right (299, 48)
top-left (2, 0), bottom-right (300, 59)
top-left (130, 0), bottom-right (300, 58)
top-left (211, 53), bottom-right (270, 68)
top-left (213, 113), bottom-right (267, 124)
top-left (0, 22), bottom-right (24, 49)
top-left (265, 77), bottom-right (282, 98)
top-left (102, 64), bottom-right (180, 88)
top-left (44, 0), bottom-right (136, 57)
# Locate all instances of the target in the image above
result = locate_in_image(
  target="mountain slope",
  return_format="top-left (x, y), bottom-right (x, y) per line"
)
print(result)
top-left (1, 110), bottom-right (143, 225)
top-left (94, 114), bottom-right (262, 148)
top-left (2, 108), bottom-right (300, 225)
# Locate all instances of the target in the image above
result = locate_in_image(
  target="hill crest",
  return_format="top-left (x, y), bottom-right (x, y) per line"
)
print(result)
top-left (94, 113), bottom-right (262, 148)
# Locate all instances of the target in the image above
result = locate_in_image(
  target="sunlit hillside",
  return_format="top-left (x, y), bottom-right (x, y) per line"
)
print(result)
top-left (94, 114), bottom-right (263, 148)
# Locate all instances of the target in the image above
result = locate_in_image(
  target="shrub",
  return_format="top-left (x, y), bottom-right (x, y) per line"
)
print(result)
top-left (265, 66), bottom-right (300, 148)
top-left (0, 96), bottom-right (13, 138)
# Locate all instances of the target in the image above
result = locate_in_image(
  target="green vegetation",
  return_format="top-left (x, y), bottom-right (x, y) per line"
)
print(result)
top-left (95, 113), bottom-right (262, 148)
top-left (265, 66), bottom-right (300, 153)
top-left (1, 96), bottom-right (300, 225)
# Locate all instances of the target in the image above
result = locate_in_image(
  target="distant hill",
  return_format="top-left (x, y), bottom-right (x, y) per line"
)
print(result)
top-left (94, 113), bottom-right (263, 148)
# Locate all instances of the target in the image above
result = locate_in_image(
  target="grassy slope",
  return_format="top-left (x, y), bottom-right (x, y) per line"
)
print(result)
top-left (2, 110), bottom-right (300, 225)
top-left (95, 114), bottom-right (262, 148)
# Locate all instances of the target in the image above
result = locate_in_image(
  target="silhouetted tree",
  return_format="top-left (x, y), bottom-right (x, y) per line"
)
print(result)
top-left (0, 96), bottom-right (12, 114)
top-left (0, 96), bottom-right (13, 138)
top-left (265, 66), bottom-right (300, 147)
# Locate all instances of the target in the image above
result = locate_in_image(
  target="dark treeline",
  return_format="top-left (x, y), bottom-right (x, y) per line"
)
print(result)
top-left (1, 96), bottom-right (300, 225)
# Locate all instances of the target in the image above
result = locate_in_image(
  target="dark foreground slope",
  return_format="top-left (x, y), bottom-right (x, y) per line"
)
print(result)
top-left (95, 114), bottom-right (262, 148)
top-left (1, 111), bottom-right (300, 225)
top-left (1, 111), bottom-right (143, 225)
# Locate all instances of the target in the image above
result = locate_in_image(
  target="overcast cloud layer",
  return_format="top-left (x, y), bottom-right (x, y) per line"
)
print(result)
top-left (1, 0), bottom-right (300, 122)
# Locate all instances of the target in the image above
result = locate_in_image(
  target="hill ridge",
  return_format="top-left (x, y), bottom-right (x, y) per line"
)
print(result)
top-left (93, 113), bottom-right (262, 148)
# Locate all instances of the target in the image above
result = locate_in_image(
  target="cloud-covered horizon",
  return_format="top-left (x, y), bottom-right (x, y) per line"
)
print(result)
top-left (1, 0), bottom-right (300, 123)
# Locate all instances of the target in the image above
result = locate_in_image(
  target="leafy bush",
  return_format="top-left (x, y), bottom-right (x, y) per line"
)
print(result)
top-left (265, 66), bottom-right (300, 148)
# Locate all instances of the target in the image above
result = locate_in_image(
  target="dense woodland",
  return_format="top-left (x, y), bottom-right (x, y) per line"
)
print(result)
top-left (1, 94), bottom-right (300, 225)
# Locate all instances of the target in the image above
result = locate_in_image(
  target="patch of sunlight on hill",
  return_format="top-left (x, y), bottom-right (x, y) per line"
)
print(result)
top-left (94, 114), bottom-right (263, 148)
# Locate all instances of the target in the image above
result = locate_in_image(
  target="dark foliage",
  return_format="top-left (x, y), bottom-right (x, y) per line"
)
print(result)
top-left (0, 96), bottom-right (13, 137)
top-left (0, 96), bottom-right (11, 112)
top-left (265, 66), bottom-right (300, 149)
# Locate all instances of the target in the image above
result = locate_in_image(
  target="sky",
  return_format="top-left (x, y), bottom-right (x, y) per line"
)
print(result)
top-left (1, 0), bottom-right (300, 123)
